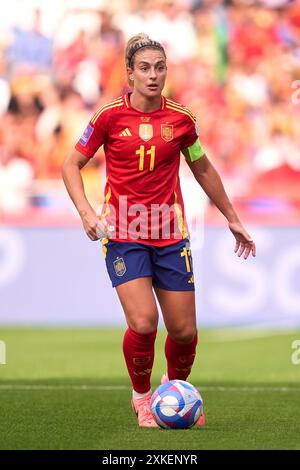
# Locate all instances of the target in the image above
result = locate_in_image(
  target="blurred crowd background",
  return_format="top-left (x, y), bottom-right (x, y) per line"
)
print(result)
top-left (0, 0), bottom-right (299, 224)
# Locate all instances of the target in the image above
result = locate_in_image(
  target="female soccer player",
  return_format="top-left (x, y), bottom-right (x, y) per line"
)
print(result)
top-left (62, 33), bottom-right (256, 428)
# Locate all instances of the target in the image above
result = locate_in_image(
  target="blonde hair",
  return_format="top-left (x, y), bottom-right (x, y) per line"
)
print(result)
top-left (125, 33), bottom-right (166, 69)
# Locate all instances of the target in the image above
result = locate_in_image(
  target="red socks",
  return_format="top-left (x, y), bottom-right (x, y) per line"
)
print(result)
top-left (165, 333), bottom-right (198, 381)
top-left (123, 327), bottom-right (157, 393)
top-left (123, 328), bottom-right (197, 391)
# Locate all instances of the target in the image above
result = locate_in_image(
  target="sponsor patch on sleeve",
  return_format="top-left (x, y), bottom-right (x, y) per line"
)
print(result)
top-left (79, 124), bottom-right (94, 146)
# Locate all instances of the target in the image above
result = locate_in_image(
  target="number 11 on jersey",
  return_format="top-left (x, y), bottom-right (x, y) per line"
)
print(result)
top-left (136, 145), bottom-right (156, 171)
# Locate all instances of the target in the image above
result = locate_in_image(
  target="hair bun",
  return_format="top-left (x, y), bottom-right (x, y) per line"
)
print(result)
top-left (125, 33), bottom-right (166, 68)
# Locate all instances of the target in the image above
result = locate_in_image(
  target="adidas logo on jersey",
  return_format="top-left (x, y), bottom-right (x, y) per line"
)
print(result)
top-left (119, 128), bottom-right (132, 137)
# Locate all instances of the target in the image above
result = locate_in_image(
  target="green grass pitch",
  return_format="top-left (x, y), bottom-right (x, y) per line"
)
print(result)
top-left (0, 327), bottom-right (300, 450)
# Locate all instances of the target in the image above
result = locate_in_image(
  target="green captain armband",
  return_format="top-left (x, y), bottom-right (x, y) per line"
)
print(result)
top-left (182, 139), bottom-right (205, 163)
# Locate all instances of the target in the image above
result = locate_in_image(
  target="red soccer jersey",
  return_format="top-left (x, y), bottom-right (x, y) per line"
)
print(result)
top-left (75, 93), bottom-right (199, 247)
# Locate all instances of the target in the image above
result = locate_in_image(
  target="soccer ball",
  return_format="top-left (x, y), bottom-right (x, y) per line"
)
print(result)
top-left (150, 380), bottom-right (203, 429)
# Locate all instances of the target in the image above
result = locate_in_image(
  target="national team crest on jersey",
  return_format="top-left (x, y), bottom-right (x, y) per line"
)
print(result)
top-left (139, 124), bottom-right (153, 141)
top-left (161, 124), bottom-right (173, 142)
top-left (113, 257), bottom-right (126, 276)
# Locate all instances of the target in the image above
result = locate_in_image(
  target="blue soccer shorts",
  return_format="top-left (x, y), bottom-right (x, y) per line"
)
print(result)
top-left (102, 238), bottom-right (195, 291)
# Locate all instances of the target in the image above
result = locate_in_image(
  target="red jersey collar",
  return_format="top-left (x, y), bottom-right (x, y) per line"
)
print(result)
top-left (123, 93), bottom-right (165, 112)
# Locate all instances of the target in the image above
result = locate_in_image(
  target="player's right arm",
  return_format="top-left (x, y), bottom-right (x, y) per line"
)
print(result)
top-left (62, 108), bottom-right (110, 241)
top-left (62, 149), bottom-right (101, 241)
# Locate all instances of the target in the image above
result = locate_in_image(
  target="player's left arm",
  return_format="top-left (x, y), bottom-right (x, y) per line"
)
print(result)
top-left (183, 143), bottom-right (256, 259)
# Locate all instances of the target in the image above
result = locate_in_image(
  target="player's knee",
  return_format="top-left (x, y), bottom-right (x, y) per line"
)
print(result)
top-left (169, 327), bottom-right (197, 344)
top-left (130, 318), bottom-right (158, 335)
